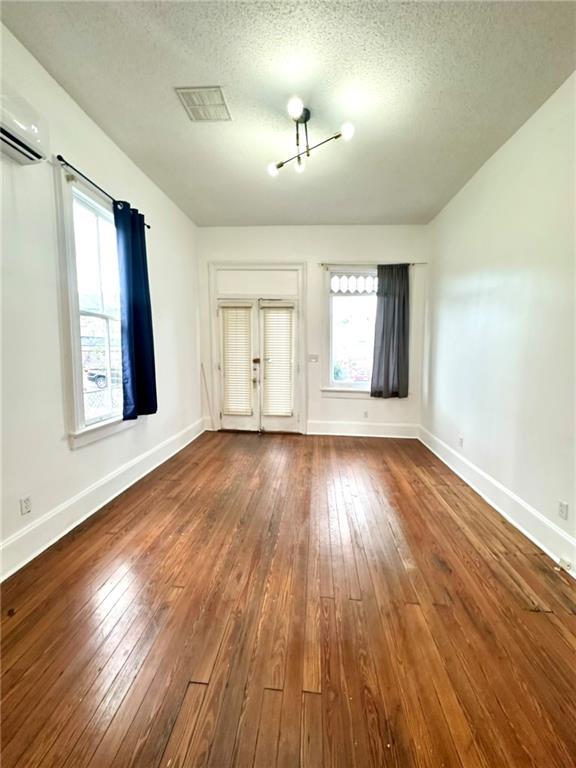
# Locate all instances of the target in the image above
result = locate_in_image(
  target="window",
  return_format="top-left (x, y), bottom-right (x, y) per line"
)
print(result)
top-left (72, 189), bottom-right (123, 425)
top-left (62, 177), bottom-right (124, 436)
top-left (328, 270), bottom-right (378, 390)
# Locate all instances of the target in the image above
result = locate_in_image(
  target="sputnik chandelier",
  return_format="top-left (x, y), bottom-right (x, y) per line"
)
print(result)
top-left (267, 96), bottom-right (355, 176)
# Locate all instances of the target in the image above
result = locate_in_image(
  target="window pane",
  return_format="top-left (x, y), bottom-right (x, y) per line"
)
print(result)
top-left (331, 294), bottom-right (376, 386)
top-left (108, 320), bottom-right (123, 415)
top-left (99, 216), bottom-right (121, 317)
top-left (81, 315), bottom-right (109, 422)
top-left (80, 315), bottom-right (122, 423)
top-left (73, 197), bottom-right (101, 312)
top-left (330, 271), bottom-right (377, 295)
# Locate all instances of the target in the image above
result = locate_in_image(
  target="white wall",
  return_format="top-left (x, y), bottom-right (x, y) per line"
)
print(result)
top-left (197, 226), bottom-right (430, 437)
top-left (1, 27), bottom-right (202, 578)
top-left (422, 74), bottom-right (575, 567)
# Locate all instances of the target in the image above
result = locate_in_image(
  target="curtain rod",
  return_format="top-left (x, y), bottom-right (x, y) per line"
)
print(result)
top-left (56, 154), bottom-right (151, 229)
top-left (320, 262), bottom-right (427, 267)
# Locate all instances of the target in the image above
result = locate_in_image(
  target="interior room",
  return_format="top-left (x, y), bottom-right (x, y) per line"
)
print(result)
top-left (1, 2), bottom-right (575, 766)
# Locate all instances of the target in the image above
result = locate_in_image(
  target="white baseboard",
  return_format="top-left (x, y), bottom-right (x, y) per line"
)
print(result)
top-left (0, 419), bottom-right (206, 581)
top-left (202, 415), bottom-right (217, 431)
top-left (307, 420), bottom-right (419, 438)
top-left (418, 426), bottom-right (576, 577)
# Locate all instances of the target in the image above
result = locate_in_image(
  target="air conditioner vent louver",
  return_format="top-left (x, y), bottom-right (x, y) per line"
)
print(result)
top-left (175, 86), bottom-right (231, 122)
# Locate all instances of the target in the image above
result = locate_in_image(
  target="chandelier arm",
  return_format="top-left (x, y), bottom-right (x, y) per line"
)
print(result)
top-left (275, 132), bottom-right (341, 169)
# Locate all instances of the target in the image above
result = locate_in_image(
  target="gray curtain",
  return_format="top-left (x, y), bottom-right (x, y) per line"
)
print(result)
top-left (370, 264), bottom-right (410, 398)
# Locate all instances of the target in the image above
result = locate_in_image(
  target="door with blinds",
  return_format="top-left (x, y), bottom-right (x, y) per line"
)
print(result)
top-left (218, 300), bottom-right (299, 432)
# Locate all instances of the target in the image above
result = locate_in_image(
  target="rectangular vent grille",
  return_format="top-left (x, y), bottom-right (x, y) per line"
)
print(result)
top-left (175, 86), bottom-right (231, 122)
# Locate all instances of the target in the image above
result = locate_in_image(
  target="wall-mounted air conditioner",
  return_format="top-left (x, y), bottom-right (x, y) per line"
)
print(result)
top-left (1, 84), bottom-right (48, 165)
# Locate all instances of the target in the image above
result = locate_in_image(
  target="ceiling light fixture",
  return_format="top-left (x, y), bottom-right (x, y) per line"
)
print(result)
top-left (267, 97), bottom-right (354, 176)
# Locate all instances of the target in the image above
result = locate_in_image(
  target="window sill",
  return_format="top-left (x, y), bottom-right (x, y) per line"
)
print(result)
top-left (69, 417), bottom-right (137, 449)
top-left (321, 387), bottom-right (372, 399)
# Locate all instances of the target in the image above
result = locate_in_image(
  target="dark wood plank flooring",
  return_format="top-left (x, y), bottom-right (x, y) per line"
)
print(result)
top-left (1, 432), bottom-right (575, 767)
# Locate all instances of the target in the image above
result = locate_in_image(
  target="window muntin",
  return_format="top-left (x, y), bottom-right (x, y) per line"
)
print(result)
top-left (71, 189), bottom-right (123, 426)
top-left (329, 270), bottom-right (377, 389)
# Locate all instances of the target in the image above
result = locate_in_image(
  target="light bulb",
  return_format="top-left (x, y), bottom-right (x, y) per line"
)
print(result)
top-left (267, 162), bottom-right (279, 177)
top-left (287, 96), bottom-right (304, 120)
top-left (341, 122), bottom-right (355, 141)
top-left (295, 158), bottom-right (306, 174)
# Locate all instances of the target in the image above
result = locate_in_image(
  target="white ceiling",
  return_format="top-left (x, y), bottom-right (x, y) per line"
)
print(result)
top-left (2, 1), bottom-right (575, 226)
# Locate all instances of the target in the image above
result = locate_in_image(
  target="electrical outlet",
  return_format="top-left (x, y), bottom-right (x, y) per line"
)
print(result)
top-left (458, 436), bottom-right (464, 448)
top-left (558, 501), bottom-right (569, 521)
top-left (19, 497), bottom-right (32, 516)
top-left (363, 410), bottom-right (369, 419)
top-left (558, 558), bottom-right (572, 573)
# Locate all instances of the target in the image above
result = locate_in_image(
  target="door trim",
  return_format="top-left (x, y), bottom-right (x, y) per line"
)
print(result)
top-left (208, 262), bottom-right (307, 433)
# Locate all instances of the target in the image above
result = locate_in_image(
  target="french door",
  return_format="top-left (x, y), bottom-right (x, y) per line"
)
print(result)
top-left (218, 299), bottom-right (300, 432)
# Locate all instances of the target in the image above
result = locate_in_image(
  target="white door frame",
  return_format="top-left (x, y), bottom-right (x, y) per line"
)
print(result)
top-left (208, 262), bottom-right (308, 433)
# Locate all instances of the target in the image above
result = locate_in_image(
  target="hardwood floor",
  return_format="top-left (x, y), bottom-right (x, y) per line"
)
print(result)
top-left (2, 432), bottom-right (575, 767)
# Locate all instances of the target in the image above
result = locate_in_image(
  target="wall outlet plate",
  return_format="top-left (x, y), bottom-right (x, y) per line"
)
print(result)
top-left (558, 501), bottom-right (569, 521)
top-left (19, 497), bottom-right (32, 516)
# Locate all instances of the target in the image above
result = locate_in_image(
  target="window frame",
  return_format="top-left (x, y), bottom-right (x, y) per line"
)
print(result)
top-left (323, 265), bottom-right (378, 393)
top-left (56, 163), bottom-right (133, 448)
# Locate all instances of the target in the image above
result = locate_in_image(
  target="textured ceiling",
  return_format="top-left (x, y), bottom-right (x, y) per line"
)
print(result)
top-left (2, 1), bottom-right (575, 226)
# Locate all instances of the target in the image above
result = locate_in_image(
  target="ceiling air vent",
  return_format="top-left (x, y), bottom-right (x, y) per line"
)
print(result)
top-left (175, 86), bottom-right (231, 122)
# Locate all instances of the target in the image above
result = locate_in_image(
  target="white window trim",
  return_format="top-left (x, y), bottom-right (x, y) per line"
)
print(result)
top-left (54, 160), bottom-right (135, 448)
top-left (69, 417), bottom-right (135, 449)
top-left (320, 387), bottom-right (373, 398)
top-left (323, 265), bottom-right (377, 394)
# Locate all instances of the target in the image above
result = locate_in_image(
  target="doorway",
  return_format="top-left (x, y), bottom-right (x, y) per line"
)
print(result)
top-left (218, 299), bottom-right (300, 432)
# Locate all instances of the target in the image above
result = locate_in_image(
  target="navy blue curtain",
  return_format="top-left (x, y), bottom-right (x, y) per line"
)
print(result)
top-left (114, 201), bottom-right (157, 420)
